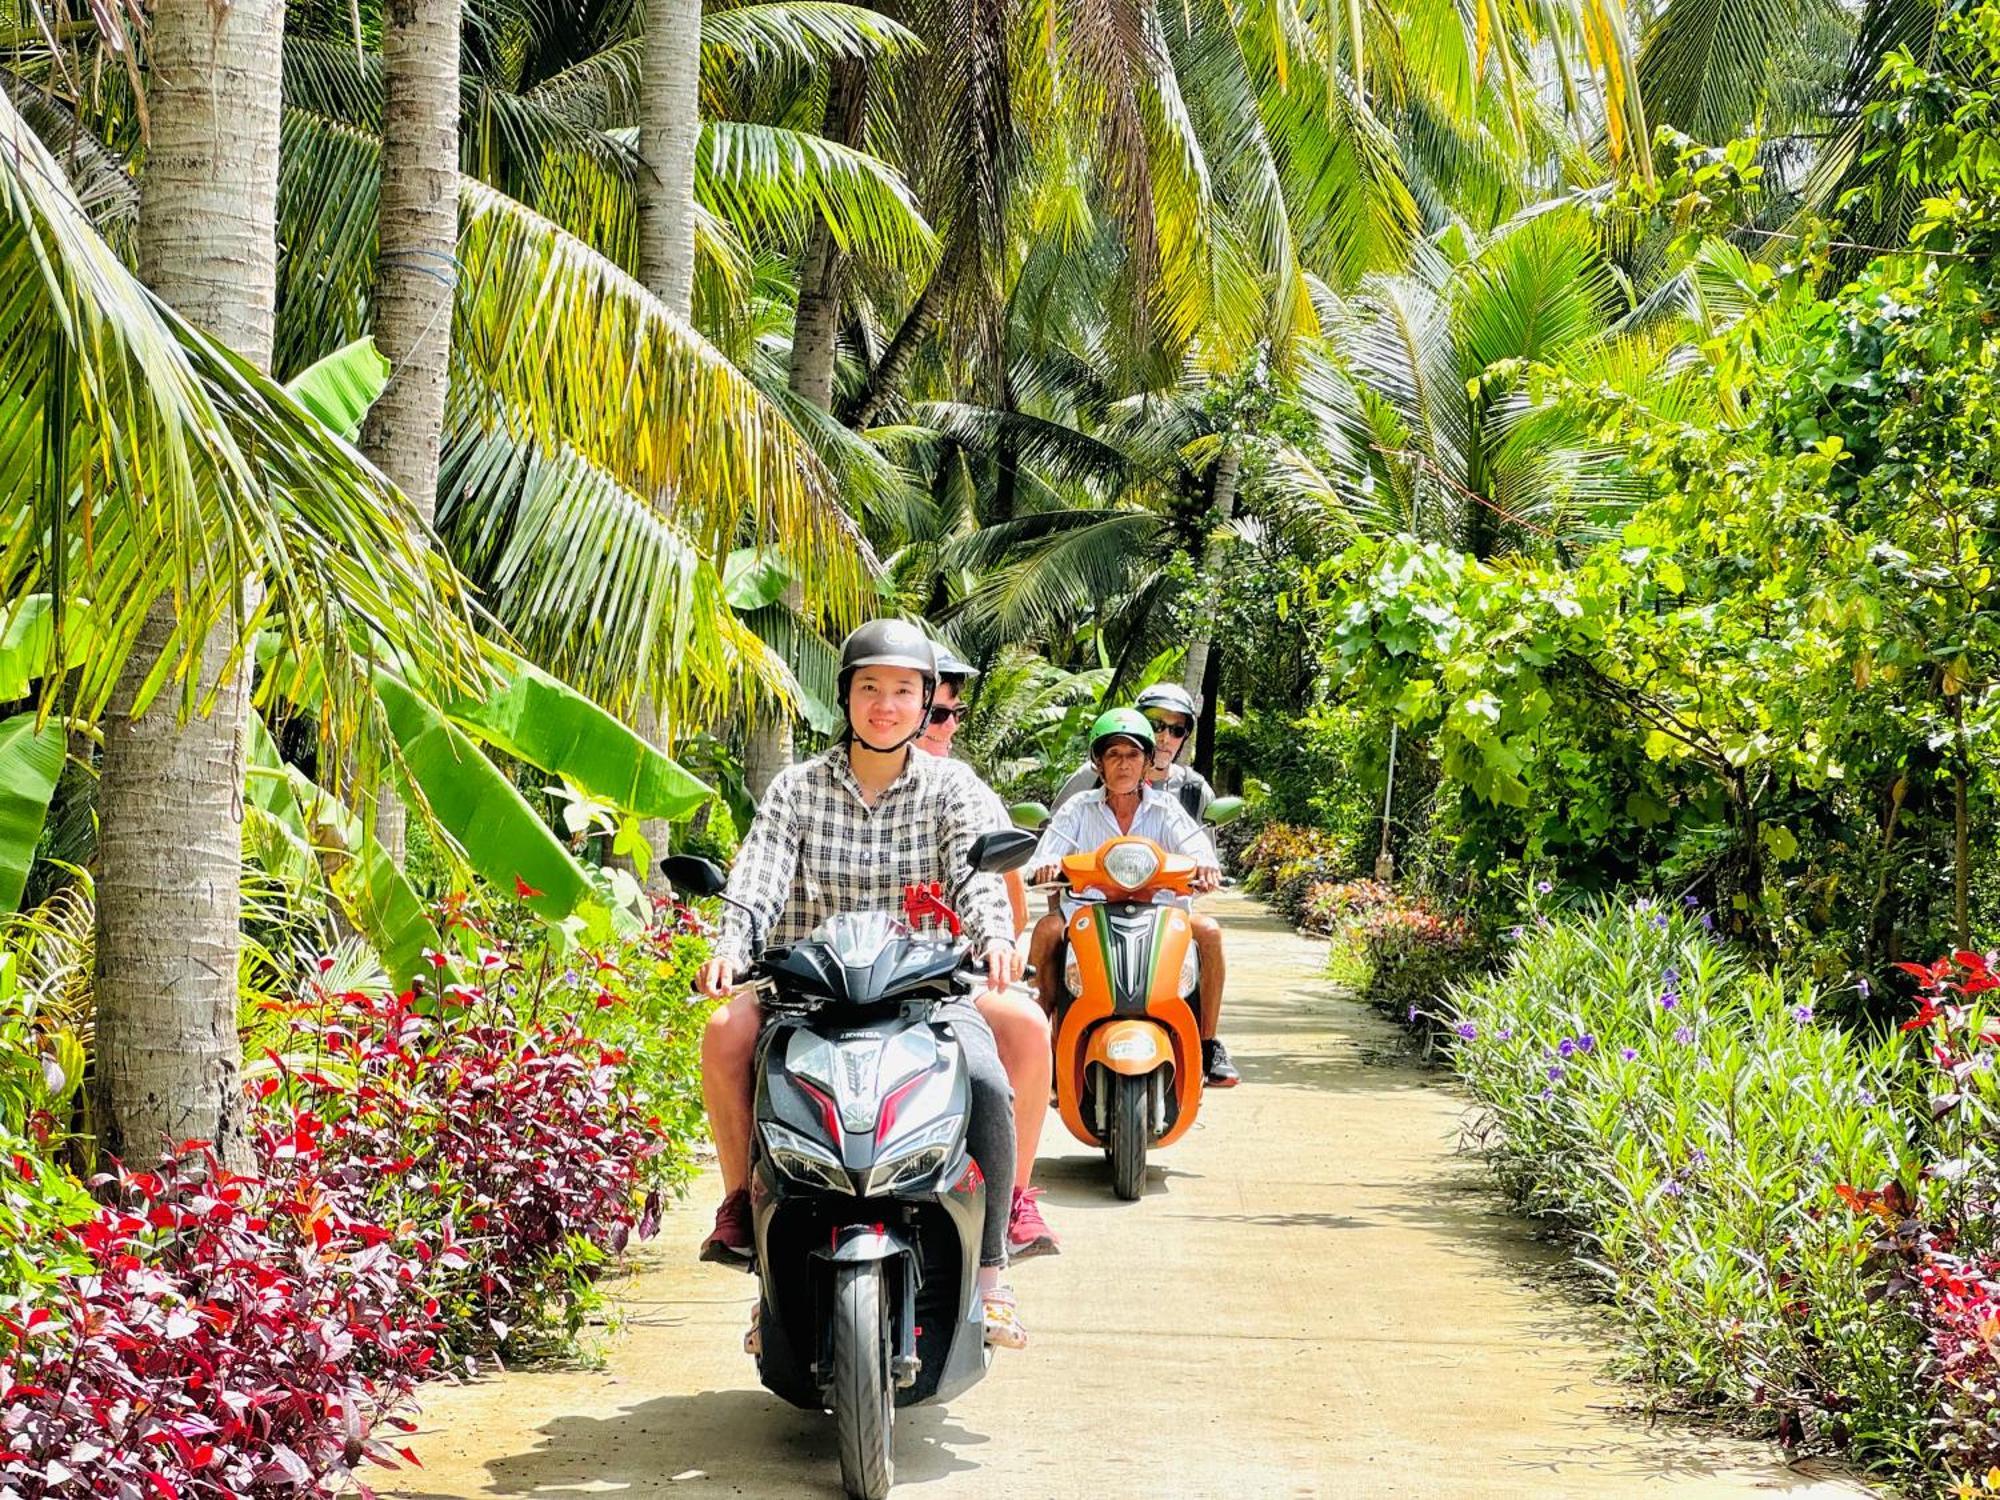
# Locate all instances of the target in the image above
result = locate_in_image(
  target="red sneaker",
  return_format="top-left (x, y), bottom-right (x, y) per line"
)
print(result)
top-left (1007, 1186), bottom-right (1060, 1260)
top-left (700, 1188), bottom-right (754, 1269)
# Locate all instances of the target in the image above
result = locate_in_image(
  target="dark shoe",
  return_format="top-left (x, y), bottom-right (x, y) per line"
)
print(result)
top-left (700, 1189), bottom-right (754, 1269)
top-left (1203, 1038), bottom-right (1240, 1089)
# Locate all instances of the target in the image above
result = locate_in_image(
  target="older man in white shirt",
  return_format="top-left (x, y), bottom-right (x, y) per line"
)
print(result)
top-left (1027, 708), bottom-right (1239, 1087)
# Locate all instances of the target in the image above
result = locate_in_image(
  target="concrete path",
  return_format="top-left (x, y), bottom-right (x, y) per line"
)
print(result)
top-left (385, 892), bottom-right (1873, 1499)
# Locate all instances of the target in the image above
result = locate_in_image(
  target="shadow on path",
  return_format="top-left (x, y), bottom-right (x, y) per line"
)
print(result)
top-left (458, 1388), bottom-right (987, 1498)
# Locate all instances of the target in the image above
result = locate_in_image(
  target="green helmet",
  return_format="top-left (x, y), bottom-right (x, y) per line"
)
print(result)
top-left (1089, 707), bottom-right (1156, 760)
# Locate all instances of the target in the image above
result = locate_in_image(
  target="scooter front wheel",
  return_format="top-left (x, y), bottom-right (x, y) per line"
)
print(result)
top-left (1109, 1071), bottom-right (1150, 1201)
top-left (832, 1259), bottom-right (894, 1499)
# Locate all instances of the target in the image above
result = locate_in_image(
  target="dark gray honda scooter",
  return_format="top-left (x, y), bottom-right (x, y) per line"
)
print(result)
top-left (662, 828), bottom-right (1036, 1500)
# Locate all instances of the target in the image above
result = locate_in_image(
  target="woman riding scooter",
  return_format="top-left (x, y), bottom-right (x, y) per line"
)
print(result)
top-left (1028, 709), bottom-right (1239, 1086)
top-left (691, 620), bottom-right (1032, 1346)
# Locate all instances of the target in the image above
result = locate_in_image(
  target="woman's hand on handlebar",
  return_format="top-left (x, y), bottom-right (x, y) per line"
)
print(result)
top-left (696, 957), bottom-right (740, 997)
top-left (1029, 863), bottom-right (1065, 886)
top-left (1192, 865), bottom-right (1222, 894)
top-left (983, 942), bottom-right (1024, 990)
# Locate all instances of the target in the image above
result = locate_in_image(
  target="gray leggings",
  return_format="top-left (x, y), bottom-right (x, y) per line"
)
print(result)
top-left (937, 998), bottom-right (1015, 1269)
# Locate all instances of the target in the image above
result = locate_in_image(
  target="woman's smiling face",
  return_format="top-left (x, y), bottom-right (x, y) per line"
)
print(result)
top-left (849, 665), bottom-right (927, 746)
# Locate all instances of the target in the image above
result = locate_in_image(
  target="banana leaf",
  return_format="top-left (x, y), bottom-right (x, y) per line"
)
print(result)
top-left (0, 597), bottom-right (95, 700)
top-left (723, 545), bottom-right (796, 609)
top-left (245, 713), bottom-right (438, 986)
top-left (0, 712), bottom-right (63, 913)
top-left (374, 670), bottom-right (592, 922)
top-left (443, 647), bottom-right (710, 822)
top-left (285, 338), bottom-right (391, 441)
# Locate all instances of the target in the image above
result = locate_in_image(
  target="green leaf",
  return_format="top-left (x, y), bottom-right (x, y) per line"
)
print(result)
top-left (0, 597), bottom-right (93, 700)
top-left (723, 546), bottom-right (796, 610)
top-left (283, 337), bottom-right (390, 441)
top-left (246, 713), bottom-right (438, 984)
top-left (1761, 823), bottom-right (1800, 863)
top-left (443, 649), bottom-right (710, 822)
top-left (375, 670), bottom-right (593, 921)
top-left (0, 712), bottom-right (63, 914)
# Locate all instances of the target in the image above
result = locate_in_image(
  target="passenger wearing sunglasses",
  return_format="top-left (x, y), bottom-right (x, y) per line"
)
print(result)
top-left (915, 648), bottom-right (1062, 1260)
top-left (1051, 683), bottom-right (1217, 822)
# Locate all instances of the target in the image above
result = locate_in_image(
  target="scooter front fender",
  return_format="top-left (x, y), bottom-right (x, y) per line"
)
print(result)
top-left (1084, 1018), bottom-right (1172, 1076)
top-left (814, 1224), bottom-right (910, 1264)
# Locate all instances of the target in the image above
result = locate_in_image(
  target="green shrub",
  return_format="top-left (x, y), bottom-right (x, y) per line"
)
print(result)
top-left (1442, 902), bottom-right (1927, 1468)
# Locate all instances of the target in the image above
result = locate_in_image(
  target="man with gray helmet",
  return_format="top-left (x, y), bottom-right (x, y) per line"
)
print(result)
top-left (1051, 683), bottom-right (1217, 820)
top-left (689, 619), bottom-right (1032, 1347)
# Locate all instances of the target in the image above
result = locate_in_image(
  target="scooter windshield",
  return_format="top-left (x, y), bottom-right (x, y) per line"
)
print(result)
top-left (810, 910), bottom-right (907, 968)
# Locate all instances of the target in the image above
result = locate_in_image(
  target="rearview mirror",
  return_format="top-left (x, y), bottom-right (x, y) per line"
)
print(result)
top-left (659, 853), bottom-right (727, 896)
top-left (969, 828), bottom-right (1039, 874)
top-left (1008, 801), bottom-right (1050, 831)
top-left (1204, 795), bottom-right (1246, 826)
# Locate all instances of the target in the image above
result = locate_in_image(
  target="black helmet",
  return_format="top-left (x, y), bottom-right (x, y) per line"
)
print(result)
top-left (837, 619), bottom-right (938, 750)
top-left (838, 619), bottom-right (939, 686)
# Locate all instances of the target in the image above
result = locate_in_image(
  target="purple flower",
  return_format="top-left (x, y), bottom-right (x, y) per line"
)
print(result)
top-left (1539, 1086), bottom-right (1555, 1100)
top-left (1792, 1004), bottom-right (1814, 1024)
top-left (1455, 1021), bottom-right (1478, 1041)
top-left (1408, 1004), bottom-right (1420, 1023)
top-left (1509, 925), bottom-right (1526, 942)
top-left (1856, 977), bottom-right (1871, 1000)
top-left (1674, 1025), bottom-right (1694, 1045)
top-left (1859, 1088), bottom-right (1877, 1106)
top-left (1688, 1149), bottom-right (1707, 1167)
top-left (1576, 1034), bottom-right (1597, 1055)
top-left (1558, 1038), bottom-right (1577, 1058)
top-left (1635, 896), bottom-right (1655, 913)
top-left (1536, 880), bottom-right (1553, 895)
top-left (1699, 912), bottom-right (1715, 932)
top-left (1652, 914), bottom-right (1670, 930)
top-left (1546, 1065), bottom-right (1566, 1083)
top-left (1659, 991), bottom-right (1680, 1011)
top-left (1497, 1027), bottom-right (1513, 1042)
top-left (1663, 1179), bottom-right (1684, 1198)
top-left (1620, 1047), bottom-right (1639, 1061)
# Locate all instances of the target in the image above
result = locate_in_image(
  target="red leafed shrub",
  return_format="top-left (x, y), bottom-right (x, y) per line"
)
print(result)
top-left (0, 1146), bottom-right (435, 1498)
top-left (256, 983), bottom-right (663, 1354)
top-left (1299, 878), bottom-right (1396, 936)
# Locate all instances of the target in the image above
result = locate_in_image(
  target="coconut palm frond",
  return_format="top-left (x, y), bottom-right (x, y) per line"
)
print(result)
top-left (0, 84), bottom-right (485, 724)
top-left (451, 180), bottom-right (873, 620)
top-left (436, 414), bottom-right (792, 721)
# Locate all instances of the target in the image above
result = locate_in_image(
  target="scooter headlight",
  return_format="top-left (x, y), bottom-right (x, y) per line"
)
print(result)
top-left (861, 1116), bottom-right (963, 1196)
top-left (761, 1121), bottom-right (852, 1193)
top-left (1101, 841), bottom-right (1160, 891)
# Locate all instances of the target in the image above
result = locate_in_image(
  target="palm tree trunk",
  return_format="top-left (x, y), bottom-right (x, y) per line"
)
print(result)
top-left (739, 56), bottom-right (868, 800)
top-left (631, 0), bottom-right (705, 866)
top-left (849, 240), bottom-right (952, 429)
top-left (363, 0), bottom-right (461, 866)
top-left (639, 0), bottom-right (702, 318)
top-left (789, 59), bottom-right (867, 411)
top-left (93, 0), bottom-right (286, 1171)
top-left (1179, 441), bottom-right (1240, 739)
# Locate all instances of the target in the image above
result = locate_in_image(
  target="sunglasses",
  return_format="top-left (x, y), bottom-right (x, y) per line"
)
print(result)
top-left (1146, 717), bottom-right (1192, 738)
top-left (927, 704), bottom-right (971, 726)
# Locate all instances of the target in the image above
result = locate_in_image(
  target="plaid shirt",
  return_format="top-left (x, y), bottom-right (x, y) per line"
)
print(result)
top-left (714, 744), bottom-right (1014, 968)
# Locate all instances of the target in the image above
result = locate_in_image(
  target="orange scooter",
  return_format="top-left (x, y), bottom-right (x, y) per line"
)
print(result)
top-left (1045, 836), bottom-right (1204, 1200)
